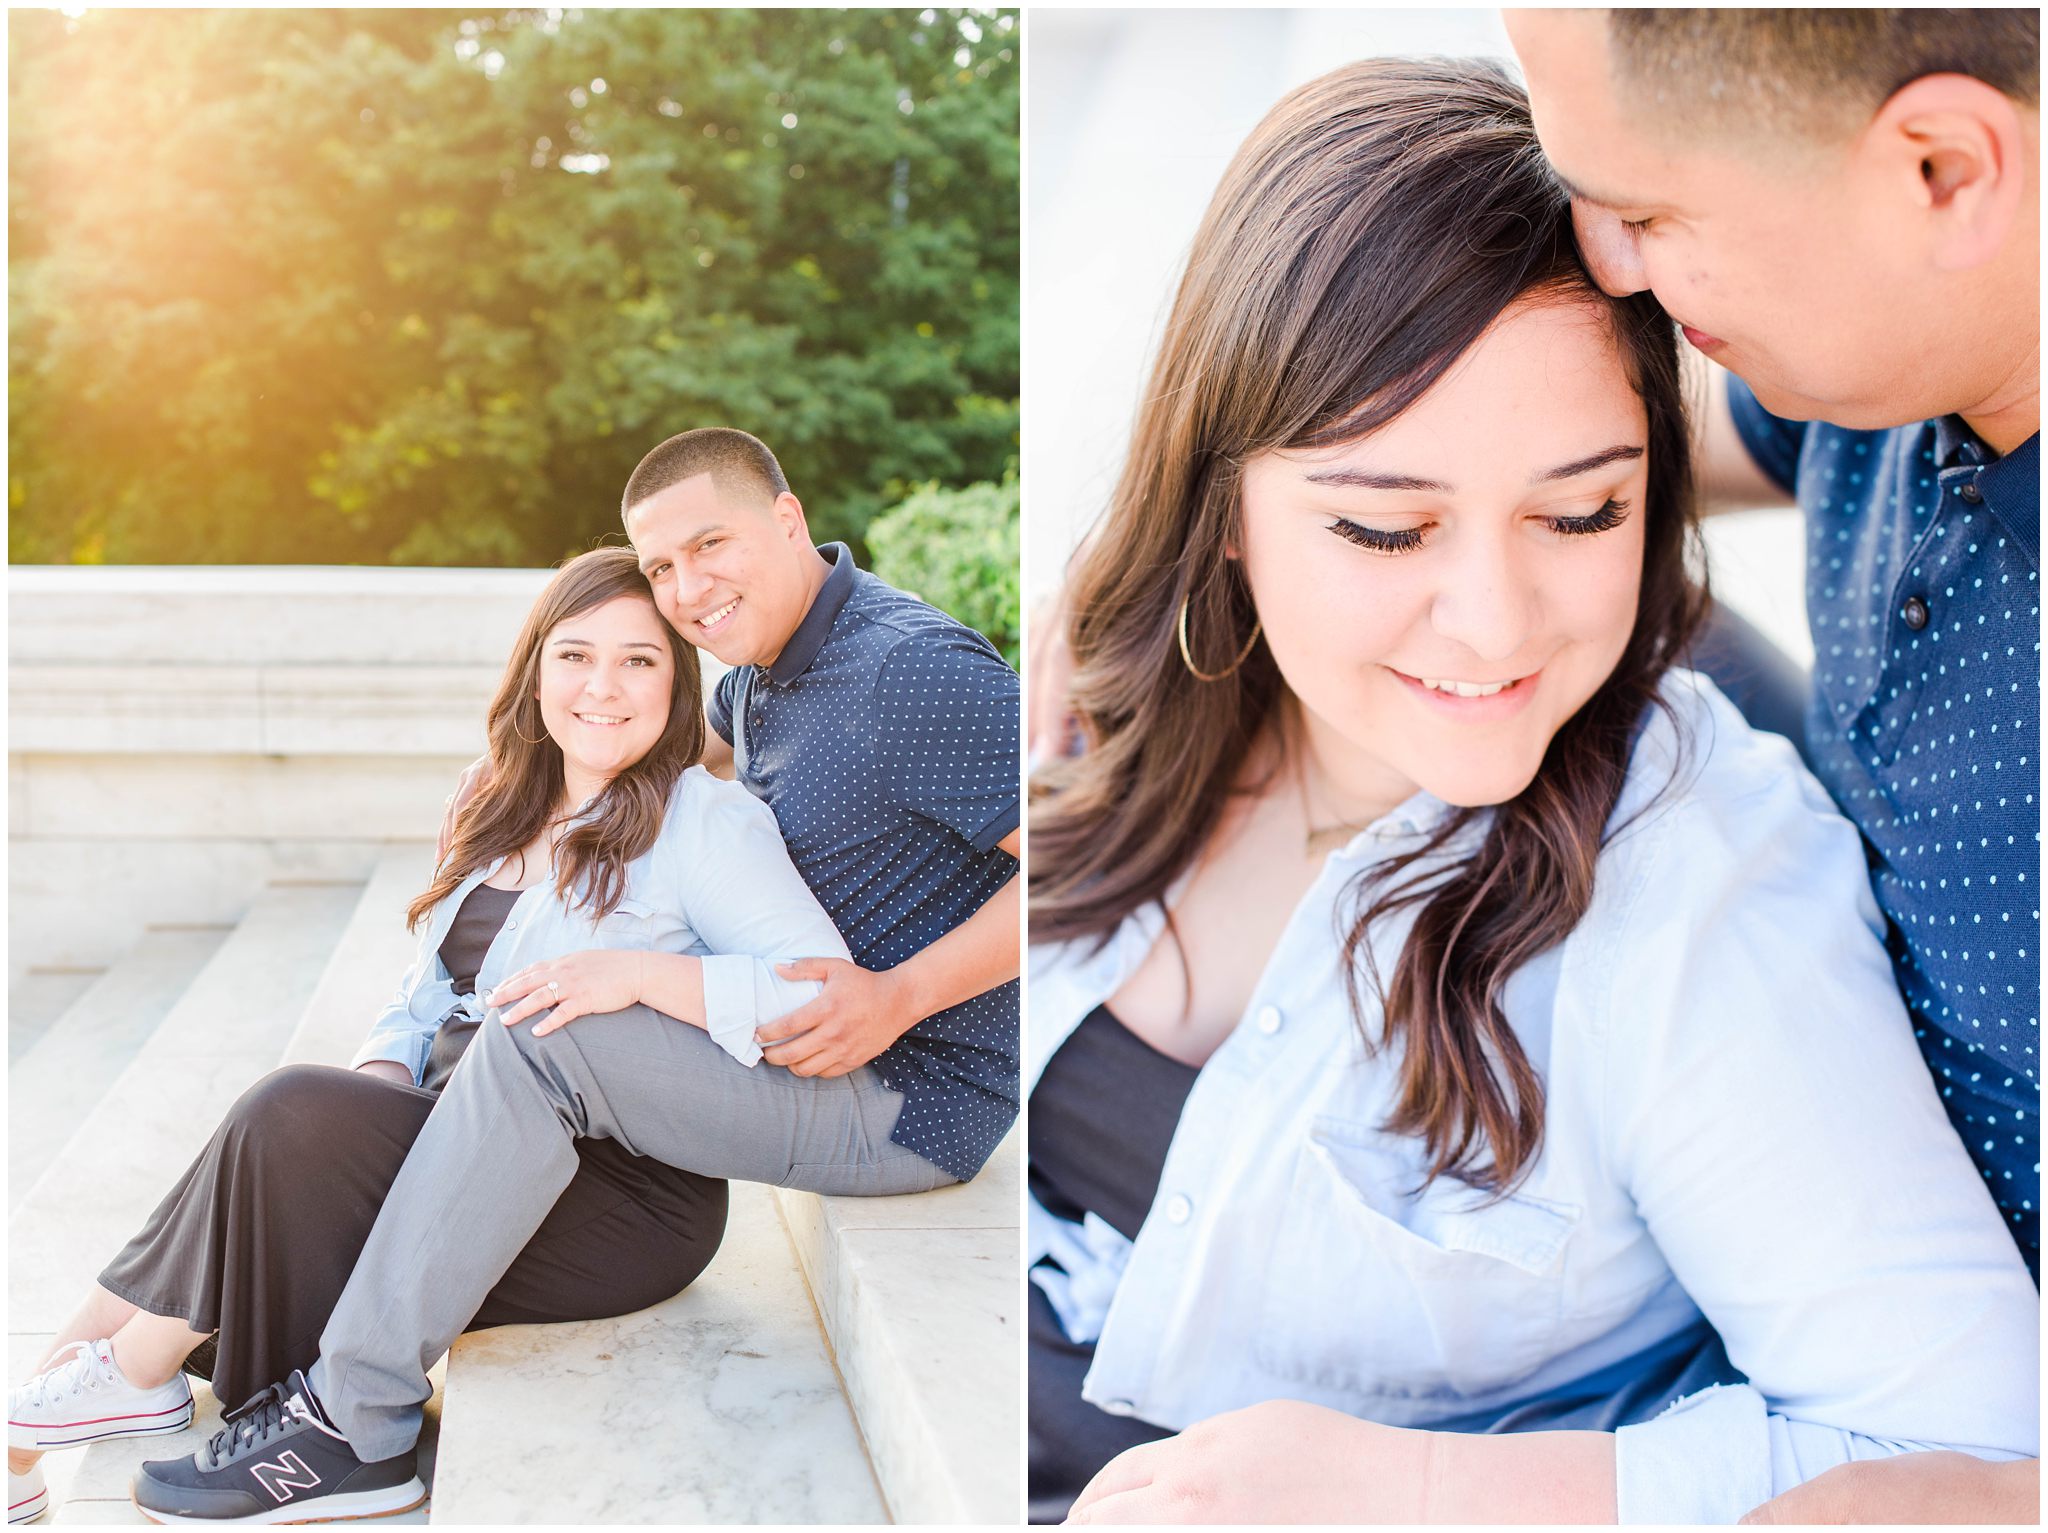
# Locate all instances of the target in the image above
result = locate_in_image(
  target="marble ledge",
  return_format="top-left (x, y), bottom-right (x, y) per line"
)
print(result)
top-left (429, 1183), bottom-right (885, 1526)
top-left (814, 1223), bottom-right (1021, 1526)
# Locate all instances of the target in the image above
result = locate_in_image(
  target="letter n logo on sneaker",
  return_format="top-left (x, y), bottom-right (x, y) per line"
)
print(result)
top-left (249, 1451), bottom-right (322, 1503)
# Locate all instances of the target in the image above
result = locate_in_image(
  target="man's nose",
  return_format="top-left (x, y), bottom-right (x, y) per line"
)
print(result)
top-left (674, 558), bottom-right (715, 605)
top-left (1570, 199), bottom-right (1650, 297)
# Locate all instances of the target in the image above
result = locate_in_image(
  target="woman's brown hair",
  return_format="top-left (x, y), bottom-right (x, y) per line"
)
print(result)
top-left (408, 546), bottom-right (705, 930)
top-left (1029, 57), bottom-right (1707, 1193)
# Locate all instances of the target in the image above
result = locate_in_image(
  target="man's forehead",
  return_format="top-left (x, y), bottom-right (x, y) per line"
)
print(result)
top-left (626, 471), bottom-right (770, 543)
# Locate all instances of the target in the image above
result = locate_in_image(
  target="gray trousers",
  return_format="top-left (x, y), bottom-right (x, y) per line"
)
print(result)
top-left (310, 1004), bottom-right (952, 1460)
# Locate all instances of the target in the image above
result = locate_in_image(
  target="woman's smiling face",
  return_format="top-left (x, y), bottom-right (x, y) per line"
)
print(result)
top-left (535, 593), bottom-right (675, 794)
top-left (1237, 294), bottom-right (1649, 811)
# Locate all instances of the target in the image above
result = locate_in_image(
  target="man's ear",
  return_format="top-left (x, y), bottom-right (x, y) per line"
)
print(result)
top-left (1862, 73), bottom-right (2029, 272)
top-left (772, 490), bottom-right (810, 542)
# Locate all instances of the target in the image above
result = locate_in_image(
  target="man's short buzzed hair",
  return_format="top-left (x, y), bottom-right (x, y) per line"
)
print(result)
top-left (621, 427), bottom-right (790, 521)
top-left (1607, 8), bottom-right (2040, 146)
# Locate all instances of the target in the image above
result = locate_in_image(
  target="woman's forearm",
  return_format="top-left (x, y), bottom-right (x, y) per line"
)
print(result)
top-left (1068, 1403), bottom-right (1617, 1524)
top-left (1421, 1427), bottom-right (1617, 1524)
top-left (636, 951), bottom-right (707, 1029)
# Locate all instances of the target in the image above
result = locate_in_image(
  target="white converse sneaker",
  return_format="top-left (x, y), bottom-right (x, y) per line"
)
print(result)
top-left (8, 1339), bottom-right (193, 1452)
top-left (7, 1459), bottom-right (47, 1524)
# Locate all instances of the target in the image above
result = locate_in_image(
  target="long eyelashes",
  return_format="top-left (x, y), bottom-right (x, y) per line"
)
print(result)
top-left (1327, 519), bottom-right (1424, 554)
top-left (1548, 498), bottom-right (1630, 536)
top-left (1326, 499), bottom-right (1631, 555)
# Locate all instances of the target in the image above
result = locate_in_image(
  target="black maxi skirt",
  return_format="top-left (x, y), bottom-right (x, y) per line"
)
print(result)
top-left (98, 1061), bottom-right (728, 1408)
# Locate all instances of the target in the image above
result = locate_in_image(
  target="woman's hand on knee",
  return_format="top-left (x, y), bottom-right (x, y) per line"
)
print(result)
top-left (1065, 1399), bottom-right (1426, 1524)
top-left (490, 950), bottom-right (648, 1036)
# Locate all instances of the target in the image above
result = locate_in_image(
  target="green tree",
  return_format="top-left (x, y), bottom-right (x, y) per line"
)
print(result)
top-left (8, 7), bottom-right (1019, 567)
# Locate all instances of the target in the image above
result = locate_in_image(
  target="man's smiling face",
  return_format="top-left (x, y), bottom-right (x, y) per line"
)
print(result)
top-left (1505, 8), bottom-right (1957, 430)
top-left (625, 470), bottom-right (813, 668)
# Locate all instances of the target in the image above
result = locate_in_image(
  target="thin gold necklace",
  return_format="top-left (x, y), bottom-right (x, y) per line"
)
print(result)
top-left (1294, 743), bottom-right (1377, 857)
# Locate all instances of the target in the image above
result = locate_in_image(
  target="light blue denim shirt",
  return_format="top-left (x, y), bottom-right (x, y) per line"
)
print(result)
top-left (1026, 671), bottom-right (2038, 1523)
top-left (353, 765), bottom-right (850, 1080)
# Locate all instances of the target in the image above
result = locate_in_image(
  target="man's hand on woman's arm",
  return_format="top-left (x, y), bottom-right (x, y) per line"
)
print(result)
top-left (1738, 1452), bottom-right (2038, 1525)
top-left (755, 828), bottom-right (1021, 1078)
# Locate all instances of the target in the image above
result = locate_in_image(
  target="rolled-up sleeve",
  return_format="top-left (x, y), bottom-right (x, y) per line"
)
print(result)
top-left (1603, 763), bottom-right (2039, 1522)
top-left (347, 929), bottom-right (444, 1084)
top-left (679, 781), bottom-right (852, 1066)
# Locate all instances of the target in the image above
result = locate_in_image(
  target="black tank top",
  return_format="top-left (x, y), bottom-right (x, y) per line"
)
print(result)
top-left (421, 882), bottom-right (523, 1092)
top-left (1028, 1005), bottom-right (1202, 1243)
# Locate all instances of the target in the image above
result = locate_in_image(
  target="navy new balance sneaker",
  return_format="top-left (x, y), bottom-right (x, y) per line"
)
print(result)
top-left (131, 1371), bottom-right (423, 1525)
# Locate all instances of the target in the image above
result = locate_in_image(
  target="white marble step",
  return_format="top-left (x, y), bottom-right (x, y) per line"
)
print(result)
top-left (8, 882), bottom-right (363, 1335)
top-left (8, 972), bottom-right (103, 1063)
top-left (10, 929), bottom-right (230, 1210)
top-left (278, 843), bottom-right (438, 1070)
top-left (9, 868), bottom-right (457, 1526)
top-left (772, 1128), bottom-right (1021, 1525)
top-left (427, 1182), bottom-right (887, 1525)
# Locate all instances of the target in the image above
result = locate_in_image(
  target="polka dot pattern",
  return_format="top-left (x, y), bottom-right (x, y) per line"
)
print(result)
top-left (707, 544), bottom-right (1021, 1181)
top-left (1731, 381), bottom-right (2040, 1278)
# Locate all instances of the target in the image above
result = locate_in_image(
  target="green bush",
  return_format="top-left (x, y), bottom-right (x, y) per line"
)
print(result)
top-left (866, 476), bottom-right (1019, 669)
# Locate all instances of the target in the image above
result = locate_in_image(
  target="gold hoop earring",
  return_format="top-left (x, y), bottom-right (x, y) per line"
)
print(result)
top-left (1176, 593), bottom-right (1262, 683)
top-left (512, 715), bottom-right (549, 746)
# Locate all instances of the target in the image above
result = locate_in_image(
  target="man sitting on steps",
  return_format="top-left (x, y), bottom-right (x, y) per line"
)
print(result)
top-left (126, 427), bottom-right (1022, 1525)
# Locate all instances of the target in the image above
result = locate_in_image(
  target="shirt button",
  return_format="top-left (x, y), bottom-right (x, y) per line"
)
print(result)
top-left (1102, 1399), bottom-right (1137, 1417)
top-left (1958, 480), bottom-right (1983, 504)
top-left (1901, 596), bottom-right (1930, 631)
top-left (1164, 1193), bottom-right (1193, 1225)
top-left (1255, 1005), bottom-right (1283, 1035)
top-left (504, 920), bottom-right (517, 930)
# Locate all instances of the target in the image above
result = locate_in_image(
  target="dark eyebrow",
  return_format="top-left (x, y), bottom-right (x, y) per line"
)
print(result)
top-left (1302, 467), bottom-right (1452, 493)
top-left (637, 527), bottom-right (730, 572)
top-left (1302, 445), bottom-right (1643, 496)
top-left (1536, 444), bottom-right (1644, 483)
top-left (550, 637), bottom-right (665, 650)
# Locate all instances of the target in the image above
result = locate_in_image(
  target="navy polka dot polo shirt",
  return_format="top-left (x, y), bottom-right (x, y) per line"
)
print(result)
top-left (1731, 379), bottom-right (2040, 1278)
top-left (708, 543), bottom-right (1020, 1181)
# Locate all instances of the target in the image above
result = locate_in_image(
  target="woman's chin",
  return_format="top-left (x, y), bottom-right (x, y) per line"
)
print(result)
top-left (1413, 760), bottom-right (1542, 811)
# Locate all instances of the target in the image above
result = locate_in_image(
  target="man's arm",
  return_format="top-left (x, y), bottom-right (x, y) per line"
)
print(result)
top-left (699, 697), bottom-right (735, 778)
top-left (436, 754), bottom-right (492, 863)
top-left (756, 826), bottom-right (1020, 1078)
top-left (1686, 348), bottom-right (1794, 516)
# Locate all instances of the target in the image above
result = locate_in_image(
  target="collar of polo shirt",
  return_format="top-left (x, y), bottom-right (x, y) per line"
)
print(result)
top-left (1934, 417), bottom-right (2039, 567)
top-left (768, 542), bottom-right (858, 686)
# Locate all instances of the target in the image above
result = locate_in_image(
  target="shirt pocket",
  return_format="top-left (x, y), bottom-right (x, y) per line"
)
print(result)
top-left (1252, 1116), bottom-right (1577, 1403)
top-left (593, 895), bottom-right (666, 947)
